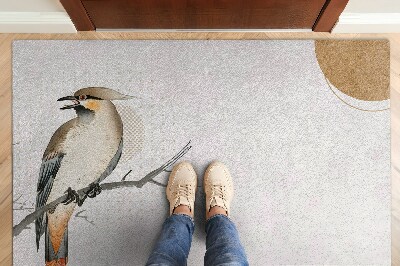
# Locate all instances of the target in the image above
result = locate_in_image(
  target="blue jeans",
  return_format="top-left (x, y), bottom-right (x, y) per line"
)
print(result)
top-left (146, 214), bottom-right (249, 266)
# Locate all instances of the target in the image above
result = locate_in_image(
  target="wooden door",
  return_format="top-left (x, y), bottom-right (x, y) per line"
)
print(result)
top-left (60, 0), bottom-right (349, 32)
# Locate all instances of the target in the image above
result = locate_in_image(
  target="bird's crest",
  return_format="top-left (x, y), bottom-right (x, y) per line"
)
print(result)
top-left (74, 87), bottom-right (135, 101)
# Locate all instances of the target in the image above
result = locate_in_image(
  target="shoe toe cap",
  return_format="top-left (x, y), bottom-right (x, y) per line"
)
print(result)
top-left (206, 161), bottom-right (231, 180)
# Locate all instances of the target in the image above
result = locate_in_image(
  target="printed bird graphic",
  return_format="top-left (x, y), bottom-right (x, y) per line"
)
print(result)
top-left (35, 87), bottom-right (133, 266)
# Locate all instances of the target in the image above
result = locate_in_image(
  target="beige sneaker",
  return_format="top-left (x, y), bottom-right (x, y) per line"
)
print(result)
top-left (204, 161), bottom-right (234, 217)
top-left (166, 161), bottom-right (197, 216)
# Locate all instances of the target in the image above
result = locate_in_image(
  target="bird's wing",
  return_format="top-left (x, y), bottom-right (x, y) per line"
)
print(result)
top-left (35, 119), bottom-right (75, 250)
top-left (42, 119), bottom-right (76, 159)
top-left (97, 138), bottom-right (123, 183)
top-left (35, 152), bottom-right (64, 250)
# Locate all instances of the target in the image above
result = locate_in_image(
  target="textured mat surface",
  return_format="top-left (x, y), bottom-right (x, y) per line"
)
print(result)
top-left (12, 40), bottom-right (390, 265)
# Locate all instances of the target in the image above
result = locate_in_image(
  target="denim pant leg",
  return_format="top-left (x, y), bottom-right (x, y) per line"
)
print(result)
top-left (205, 214), bottom-right (249, 266)
top-left (146, 214), bottom-right (195, 266)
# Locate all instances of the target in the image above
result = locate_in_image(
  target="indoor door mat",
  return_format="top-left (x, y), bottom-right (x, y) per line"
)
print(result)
top-left (12, 40), bottom-right (390, 265)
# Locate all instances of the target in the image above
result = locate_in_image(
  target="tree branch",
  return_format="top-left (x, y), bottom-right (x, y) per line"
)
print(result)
top-left (13, 141), bottom-right (192, 237)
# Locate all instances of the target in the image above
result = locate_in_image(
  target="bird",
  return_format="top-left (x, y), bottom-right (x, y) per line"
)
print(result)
top-left (35, 87), bottom-right (133, 266)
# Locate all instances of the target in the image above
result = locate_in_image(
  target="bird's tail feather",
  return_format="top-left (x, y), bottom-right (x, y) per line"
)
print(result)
top-left (45, 224), bottom-right (68, 266)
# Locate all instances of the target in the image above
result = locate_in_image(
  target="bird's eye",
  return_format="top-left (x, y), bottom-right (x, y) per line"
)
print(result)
top-left (79, 95), bottom-right (87, 101)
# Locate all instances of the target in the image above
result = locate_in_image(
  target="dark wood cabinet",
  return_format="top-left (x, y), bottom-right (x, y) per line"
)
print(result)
top-left (60, 0), bottom-right (349, 32)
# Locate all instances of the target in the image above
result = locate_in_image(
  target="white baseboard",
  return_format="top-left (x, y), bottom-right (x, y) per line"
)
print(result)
top-left (0, 12), bottom-right (76, 33)
top-left (333, 12), bottom-right (400, 33)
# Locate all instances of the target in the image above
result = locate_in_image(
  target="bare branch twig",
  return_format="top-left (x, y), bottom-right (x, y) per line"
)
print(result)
top-left (13, 194), bottom-right (35, 211)
top-left (13, 141), bottom-right (191, 237)
top-left (149, 180), bottom-right (167, 187)
top-left (75, 210), bottom-right (95, 226)
top-left (121, 170), bottom-right (132, 181)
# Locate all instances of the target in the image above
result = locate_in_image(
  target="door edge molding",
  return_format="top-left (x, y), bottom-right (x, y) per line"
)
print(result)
top-left (313, 0), bottom-right (350, 32)
top-left (60, 0), bottom-right (95, 31)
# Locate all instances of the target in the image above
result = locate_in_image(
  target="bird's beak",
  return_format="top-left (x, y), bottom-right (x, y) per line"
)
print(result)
top-left (57, 96), bottom-right (80, 110)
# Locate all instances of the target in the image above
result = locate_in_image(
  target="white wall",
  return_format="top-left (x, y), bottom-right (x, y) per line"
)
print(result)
top-left (333, 0), bottom-right (400, 33)
top-left (0, 0), bottom-right (66, 12)
top-left (342, 0), bottom-right (400, 13)
top-left (0, 0), bottom-right (76, 33)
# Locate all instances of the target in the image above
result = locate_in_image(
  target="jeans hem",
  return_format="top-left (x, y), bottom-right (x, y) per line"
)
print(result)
top-left (206, 214), bottom-right (233, 224)
top-left (171, 213), bottom-right (195, 226)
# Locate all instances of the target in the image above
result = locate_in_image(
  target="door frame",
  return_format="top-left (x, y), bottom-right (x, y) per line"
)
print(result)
top-left (60, 0), bottom-right (349, 32)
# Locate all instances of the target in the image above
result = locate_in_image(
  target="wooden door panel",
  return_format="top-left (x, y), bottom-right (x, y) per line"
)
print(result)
top-left (81, 0), bottom-right (327, 29)
top-left (60, 0), bottom-right (350, 31)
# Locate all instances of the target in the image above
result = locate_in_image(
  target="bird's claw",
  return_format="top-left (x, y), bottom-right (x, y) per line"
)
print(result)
top-left (61, 184), bottom-right (101, 207)
top-left (86, 183), bottom-right (102, 198)
top-left (62, 187), bottom-right (81, 205)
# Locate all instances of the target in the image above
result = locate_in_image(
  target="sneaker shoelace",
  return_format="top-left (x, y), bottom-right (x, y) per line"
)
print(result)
top-left (173, 184), bottom-right (193, 199)
top-left (210, 185), bottom-right (227, 202)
